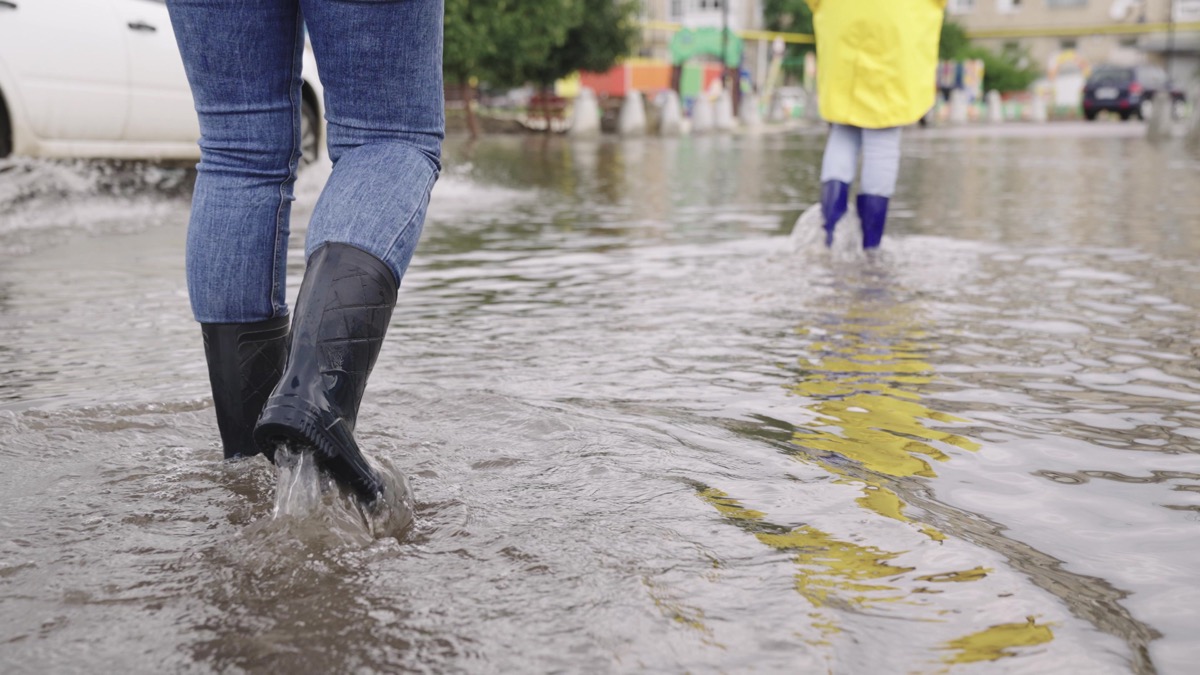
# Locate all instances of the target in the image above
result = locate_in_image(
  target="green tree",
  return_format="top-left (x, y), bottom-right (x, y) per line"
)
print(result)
top-left (965, 44), bottom-right (1040, 93)
top-left (444, 0), bottom-right (580, 136)
top-left (524, 0), bottom-right (638, 126)
top-left (939, 19), bottom-right (1039, 93)
top-left (939, 19), bottom-right (971, 61)
top-left (762, 0), bottom-right (814, 79)
top-left (527, 0), bottom-right (639, 87)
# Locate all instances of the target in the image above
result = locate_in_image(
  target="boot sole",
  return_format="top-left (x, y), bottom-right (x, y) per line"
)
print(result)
top-left (255, 396), bottom-right (384, 503)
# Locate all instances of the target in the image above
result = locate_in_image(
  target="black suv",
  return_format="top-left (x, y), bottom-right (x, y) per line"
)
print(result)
top-left (1082, 64), bottom-right (1185, 121)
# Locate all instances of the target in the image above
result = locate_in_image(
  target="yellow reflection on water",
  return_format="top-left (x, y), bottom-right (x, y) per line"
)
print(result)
top-left (699, 488), bottom-right (912, 613)
top-left (940, 617), bottom-right (1055, 664)
top-left (694, 485), bottom-right (1054, 663)
top-left (787, 301), bottom-right (982, 542)
top-left (684, 288), bottom-right (1058, 665)
top-left (791, 319), bottom-right (980, 482)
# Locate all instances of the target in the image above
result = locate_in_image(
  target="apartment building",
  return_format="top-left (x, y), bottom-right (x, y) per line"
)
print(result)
top-left (948, 0), bottom-right (1200, 82)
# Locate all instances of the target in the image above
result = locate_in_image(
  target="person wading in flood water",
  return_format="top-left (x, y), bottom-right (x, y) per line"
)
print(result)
top-left (165, 0), bottom-right (444, 502)
top-left (809, 0), bottom-right (944, 249)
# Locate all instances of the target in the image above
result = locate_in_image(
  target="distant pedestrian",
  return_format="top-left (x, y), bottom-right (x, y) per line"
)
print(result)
top-left (166, 0), bottom-right (444, 502)
top-left (809, 0), bottom-right (944, 248)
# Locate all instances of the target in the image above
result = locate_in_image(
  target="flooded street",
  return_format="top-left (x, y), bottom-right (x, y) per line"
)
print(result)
top-left (2, 123), bottom-right (1199, 673)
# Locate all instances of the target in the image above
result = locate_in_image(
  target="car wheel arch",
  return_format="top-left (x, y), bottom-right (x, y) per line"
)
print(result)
top-left (0, 84), bottom-right (11, 158)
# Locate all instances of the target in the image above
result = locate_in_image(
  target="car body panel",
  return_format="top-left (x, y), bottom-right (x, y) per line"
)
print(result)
top-left (117, 0), bottom-right (199, 143)
top-left (0, 0), bottom-right (129, 142)
top-left (0, 0), bottom-right (324, 161)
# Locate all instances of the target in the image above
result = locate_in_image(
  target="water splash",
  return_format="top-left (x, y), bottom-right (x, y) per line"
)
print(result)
top-left (272, 445), bottom-right (324, 519)
top-left (264, 443), bottom-right (416, 545)
top-left (790, 203), bottom-right (871, 263)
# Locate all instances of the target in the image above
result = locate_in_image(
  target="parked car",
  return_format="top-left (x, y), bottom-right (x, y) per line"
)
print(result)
top-left (1081, 64), bottom-right (1185, 121)
top-left (0, 0), bottom-right (323, 163)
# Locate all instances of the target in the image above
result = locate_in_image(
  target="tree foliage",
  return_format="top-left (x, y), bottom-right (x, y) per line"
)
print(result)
top-left (762, 0), bottom-right (814, 78)
top-left (444, 0), bottom-right (636, 88)
top-left (938, 20), bottom-right (970, 61)
top-left (940, 19), bottom-right (1040, 93)
top-left (526, 0), bottom-right (640, 87)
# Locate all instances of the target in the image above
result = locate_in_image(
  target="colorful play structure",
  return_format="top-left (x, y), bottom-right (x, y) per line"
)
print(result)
top-left (575, 26), bottom-right (746, 112)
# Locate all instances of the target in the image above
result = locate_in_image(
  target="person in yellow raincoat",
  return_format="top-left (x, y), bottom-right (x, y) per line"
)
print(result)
top-left (808, 0), bottom-right (945, 248)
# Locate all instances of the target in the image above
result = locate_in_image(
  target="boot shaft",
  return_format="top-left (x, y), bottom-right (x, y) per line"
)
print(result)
top-left (284, 243), bottom-right (398, 430)
top-left (820, 180), bottom-right (850, 247)
top-left (201, 315), bottom-right (289, 459)
top-left (856, 193), bottom-right (890, 250)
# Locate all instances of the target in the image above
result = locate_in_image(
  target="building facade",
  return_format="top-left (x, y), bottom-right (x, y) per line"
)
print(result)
top-left (948, 0), bottom-right (1200, 82)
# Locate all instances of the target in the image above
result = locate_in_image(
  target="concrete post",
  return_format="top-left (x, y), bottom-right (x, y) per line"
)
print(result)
top-left (986, 90), bottom-right (1004, 124)
top-left (659, 90), bottom-right (684, 136)
top-left (1030, 94), bottom-right (1048, 123)
top-left (715, 90), bottom-right (737, 131)
top-left (568, 88), bottom-right (601, 138)
top-left (1185, 83), bottom-right (1200, 150)
top-left (949, 89), bottom-right (969, 125)
top-left (740, 92), bottom-right (763, 129)
top-left (767, 92), bottom-right (787, 123)
top-left (1146, 90), bottom-right (1173, 141)
top-left (692, 97), bottom-right (716, 133)
top-left (618, 90), bottom-right (647, 137)
top-left (805, 89), bottom-right (821, 122)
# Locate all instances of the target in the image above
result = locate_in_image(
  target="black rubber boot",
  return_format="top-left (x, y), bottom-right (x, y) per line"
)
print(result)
top-left (200, 315), bottom-right (289, 460)
top-left (253, 243), bottom-right (396, 502)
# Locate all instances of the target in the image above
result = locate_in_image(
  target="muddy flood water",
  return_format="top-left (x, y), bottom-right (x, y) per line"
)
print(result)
top-left (2, 123), bottom-right (1199, 674)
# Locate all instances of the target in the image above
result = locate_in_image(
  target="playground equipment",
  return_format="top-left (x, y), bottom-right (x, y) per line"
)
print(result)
top-left (669, 27), bottom-right (745, 115)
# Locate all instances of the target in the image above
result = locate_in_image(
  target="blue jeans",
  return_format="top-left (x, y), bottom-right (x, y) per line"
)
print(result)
top-left (819, 124), bottom-right (901, 197)
top-left (166, 0), bottom-right (444, 324)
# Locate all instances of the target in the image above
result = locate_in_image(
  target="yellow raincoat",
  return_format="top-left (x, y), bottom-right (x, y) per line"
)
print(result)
top-left (808, 0), bottom-right (946, 129)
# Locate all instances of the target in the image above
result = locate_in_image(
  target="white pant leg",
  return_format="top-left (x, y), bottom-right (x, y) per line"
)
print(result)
top-left (819, 124), bottom-right (862, 184)
top-left (860, 127), bottom-right (903, 197)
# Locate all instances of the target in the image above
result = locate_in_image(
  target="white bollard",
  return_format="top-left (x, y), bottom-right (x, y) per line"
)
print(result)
top-left (986, 90), bottom-right (1004, 124)
top-left (658, 90), bottom-right (684, 136)
top-left (740, 92), bottom-right (763, 129)
top-left (805, 89), bottom-right (821, 122)
top-left (768, 93), bottom-right (787, 123)
top-left (949, 89), bottom-right (969, 125)
top-left (618, 90), bottom-right (647, 137)
top-left (692, 97), bottom-right (716, 133)
top-left (1146, 90), bottom-right (1172, 141)
top-left (1030, 95), bottom-right (1048, 123)
top-left (1186, 83), bottom-right (1200, 150)
top-left (715, 91), bottom-right (737, 131)
top-left (568, 88), bottom-right (601, 138)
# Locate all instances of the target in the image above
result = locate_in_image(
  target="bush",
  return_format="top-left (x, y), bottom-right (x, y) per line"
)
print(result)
top-left (964, 45), bottom-right (1040, 93)
top-left (941, 19), bottom-right (1040, 93)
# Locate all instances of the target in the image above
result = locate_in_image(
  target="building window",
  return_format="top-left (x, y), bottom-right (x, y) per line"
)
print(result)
top-left (1045, 0), bottom-right (1087, 8)
top-left (949, 0), bottom-right (975, 13)
top-left (1060, 38), bottom-right (1078, 51)
top-left (670, 0), bottom-right (683, 19)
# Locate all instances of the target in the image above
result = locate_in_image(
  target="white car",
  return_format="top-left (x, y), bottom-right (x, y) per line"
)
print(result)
top-left (0, 0), bottom-right (323, 163)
